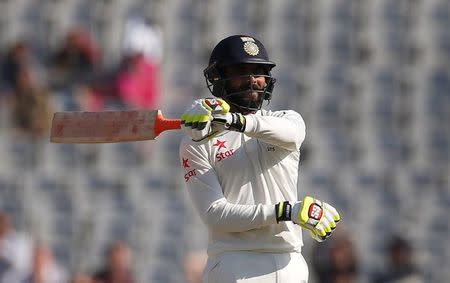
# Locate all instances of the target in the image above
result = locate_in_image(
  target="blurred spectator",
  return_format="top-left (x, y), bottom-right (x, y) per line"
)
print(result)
top-left (70, 273), bottom-right (93, 283)
top-left (10, 65), bottom-right (54, 138)
top-left (0, 40), bottom-right (53, 138)
top-left (371, 235), bottom-right (425, 283)
top-left (92, 241), bottom-right (134, 283)
top-left (121, 17), bottom-right (163, 65)
top-left (311, 229), bottom-right (359, 283)
top-left (24, 243), bottom-right (68, 283)
top-left (45, 27), bottom-right (101, 111)
top-left (116, 17), bottom-right (162, 110)
top-left (48, 27), bottom-right (100, 90)
top-left (183, 250), bottom-right (207, 283)
top-left (115, 50), bottom-right (160, 109)
top-left (1, 41), bottom-right (31, 90)
top-left (0, 212), bottom-right (34, 283)
top-left (83, 51), bottom-right (161, 111)
top-left (86, 17), bottom-right (162, 111)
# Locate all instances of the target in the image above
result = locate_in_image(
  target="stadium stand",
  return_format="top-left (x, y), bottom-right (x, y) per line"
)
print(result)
top-left (0, 0), bottom-right (448, 282)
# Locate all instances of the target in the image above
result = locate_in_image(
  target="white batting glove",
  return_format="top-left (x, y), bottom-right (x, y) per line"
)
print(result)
top-left (293, 196), bottom-right (341, 242)
top-left (181, 98), bottom-right (229, 141)
top-left (275, 196), bottom-right (341, 242)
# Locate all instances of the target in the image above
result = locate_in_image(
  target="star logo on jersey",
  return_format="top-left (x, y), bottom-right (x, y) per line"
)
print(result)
top-left (182, 158), bottom-right (190, 168)
top-left (213, 139), bottom-right (227, 151)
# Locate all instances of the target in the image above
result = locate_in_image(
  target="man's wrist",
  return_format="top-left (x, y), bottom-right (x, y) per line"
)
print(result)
top-left (275, 201), bottom-right (292, 223)
top-left (228, 113), bottom-right (246, 132)
top-left (212, 113), bottom-right (246, 132)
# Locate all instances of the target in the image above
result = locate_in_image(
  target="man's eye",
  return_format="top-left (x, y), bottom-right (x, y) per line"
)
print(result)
top-left (253, 68), bottom-right (266, 75)
top-left (239, 70), bottom-right (264, 76)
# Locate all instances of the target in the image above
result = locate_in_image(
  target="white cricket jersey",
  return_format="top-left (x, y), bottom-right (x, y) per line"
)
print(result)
top-left (179, 109), bottom-right (306, 256)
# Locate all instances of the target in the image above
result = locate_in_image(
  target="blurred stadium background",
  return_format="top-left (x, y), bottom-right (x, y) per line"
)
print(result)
top-left (0, 0), bottom-right (449, 282)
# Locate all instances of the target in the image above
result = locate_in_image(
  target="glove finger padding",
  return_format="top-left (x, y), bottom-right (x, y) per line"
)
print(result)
top-left (323, 202), bottom-right (341, 224)
top-left (187, 119), bottom-right (212, 141)
top-left (319, 217), bottom-right (333, 235)
top-left (322, 209), bottom-right (337, 231)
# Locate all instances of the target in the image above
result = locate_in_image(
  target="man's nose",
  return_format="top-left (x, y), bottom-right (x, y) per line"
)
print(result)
top-left (249, 76), bottom-right (265, 89)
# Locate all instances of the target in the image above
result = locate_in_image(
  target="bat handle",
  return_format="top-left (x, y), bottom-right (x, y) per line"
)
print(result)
top-left (154, 110), bottom-right (182, 136)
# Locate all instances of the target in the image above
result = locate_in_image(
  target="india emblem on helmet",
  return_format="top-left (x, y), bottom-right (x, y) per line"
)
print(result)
top-left (243, 41), bottom-right (259, 56)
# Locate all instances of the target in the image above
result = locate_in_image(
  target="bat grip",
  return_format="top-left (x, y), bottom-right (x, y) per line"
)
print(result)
top-left (154, 110), bottom-right (182, 136)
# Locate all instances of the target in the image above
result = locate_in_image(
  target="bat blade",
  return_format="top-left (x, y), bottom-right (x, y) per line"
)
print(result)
top-left (50, 110), bottom-right (181, 144)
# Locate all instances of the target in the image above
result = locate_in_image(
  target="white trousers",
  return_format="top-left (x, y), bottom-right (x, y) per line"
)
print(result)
top-left (203, 251), bottom-right (309, 283)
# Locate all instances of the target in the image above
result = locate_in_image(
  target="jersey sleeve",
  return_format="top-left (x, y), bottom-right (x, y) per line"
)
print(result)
top-left (243, 110), bottom-right (306, 151)
top-left (179, 137), bottom-right (277, 233)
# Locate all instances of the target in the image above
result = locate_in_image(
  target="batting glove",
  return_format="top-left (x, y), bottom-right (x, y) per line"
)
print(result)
top-left (275, 196), bottom-right (341, 242)
top-left (181, 98), bottom-right (229, 141)
top-left (211, 111), bottom-right (246, 132)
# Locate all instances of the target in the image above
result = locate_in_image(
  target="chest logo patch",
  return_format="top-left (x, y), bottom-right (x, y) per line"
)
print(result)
top-left (213, 139), bottom-right (236, 162)
top-left (184, 169), bottom-right (196, 182)
top-left (182, 158), bottom-right (190, 168)
top-left (216, 149), bottom-right (235, 162)
top-left (213, 139), bottom-right (227, 150)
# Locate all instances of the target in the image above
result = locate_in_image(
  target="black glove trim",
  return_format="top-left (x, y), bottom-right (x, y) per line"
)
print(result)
top-left (223, 113), bottom-right (244, 132)
top-left (275, 201), bottom-right (292, 223)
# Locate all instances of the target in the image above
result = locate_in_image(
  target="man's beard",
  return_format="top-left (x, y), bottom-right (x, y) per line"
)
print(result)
top-left (224, 90), bottom-right (264, 114)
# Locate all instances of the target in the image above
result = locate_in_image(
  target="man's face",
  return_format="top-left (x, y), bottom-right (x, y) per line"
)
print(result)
top-left (224, 64), bottom-right (267, 91)
top-left (222, 64), bottom-right (268, 113)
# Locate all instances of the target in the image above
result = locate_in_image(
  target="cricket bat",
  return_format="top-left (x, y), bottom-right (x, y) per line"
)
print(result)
top-left (50, 110), bottom-right (181, 143)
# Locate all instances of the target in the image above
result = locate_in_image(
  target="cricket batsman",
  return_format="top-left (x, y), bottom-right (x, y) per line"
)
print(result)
top-left (179, 35), bottom-right (341, 283)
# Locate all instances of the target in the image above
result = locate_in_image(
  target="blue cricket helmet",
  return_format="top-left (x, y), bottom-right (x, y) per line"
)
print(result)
top-left (204, 35), bottom-right (277, 113)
